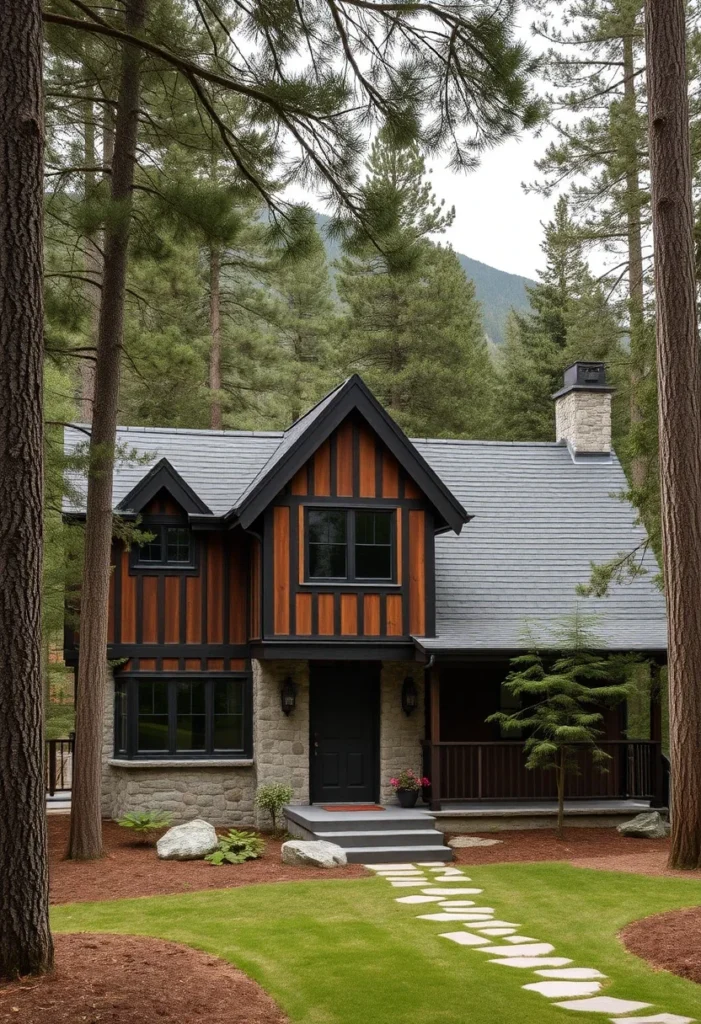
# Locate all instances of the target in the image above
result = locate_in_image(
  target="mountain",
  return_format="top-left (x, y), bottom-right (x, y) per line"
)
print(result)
top-left (313, 212), bottom-right (535, 345)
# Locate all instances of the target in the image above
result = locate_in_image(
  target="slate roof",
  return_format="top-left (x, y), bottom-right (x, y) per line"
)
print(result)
top-left (410, 439), bottom-right (666, 652)
top-left (64, 428), bottom-right (667, 653)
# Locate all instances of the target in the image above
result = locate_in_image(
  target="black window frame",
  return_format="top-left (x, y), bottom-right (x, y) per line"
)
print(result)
top-left (130, 518), bottom-right (198, 573)
top-left (304, 507), bottom-right (396, 584)
top-left (113, 674), bottom-right (252, 760)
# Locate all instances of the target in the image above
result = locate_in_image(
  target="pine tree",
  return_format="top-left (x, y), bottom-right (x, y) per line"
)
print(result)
top-left (496, 198), bottom-right (624, 442)
top-left (488, 613), bottom-right (635, 837)
top-left (337, 133), bottom-right (496, 437)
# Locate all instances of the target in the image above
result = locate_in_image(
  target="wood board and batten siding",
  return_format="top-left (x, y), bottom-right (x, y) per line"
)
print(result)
top-left (263, 415), bottom-right (435, 640)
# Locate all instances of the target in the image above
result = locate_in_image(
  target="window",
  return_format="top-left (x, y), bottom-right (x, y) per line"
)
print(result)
top-left (306, 508), bottom-right (394, 582)
top-left (114, 676), bottom-right (250, 758)
top-left (308, 510), bottom-right (347, 578)
top-left (135, 525), bottom-right (193, 568)
top-left (355, 510), bottom-right (392, 579)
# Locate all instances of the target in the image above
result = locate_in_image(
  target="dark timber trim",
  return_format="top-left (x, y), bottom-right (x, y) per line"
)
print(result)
top-left (116, 457), bottom-right (212, 515)
top-left (234, 375), bottom-right (470, 533)
top-left (250, 640), bottom-right (415, 660)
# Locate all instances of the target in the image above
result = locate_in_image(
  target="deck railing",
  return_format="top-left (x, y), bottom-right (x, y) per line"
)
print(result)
top-left (422, 740), bottom-right (665, 807)
top-left (46, 736), bottom-right (74, 795)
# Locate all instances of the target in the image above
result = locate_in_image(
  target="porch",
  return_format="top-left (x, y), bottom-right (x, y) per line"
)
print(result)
top-left (422, 659), bottom-right (668, 811)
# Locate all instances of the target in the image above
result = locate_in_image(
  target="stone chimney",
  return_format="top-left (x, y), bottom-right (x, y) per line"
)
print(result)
top-left (552, 362), bottom-right (614, 456)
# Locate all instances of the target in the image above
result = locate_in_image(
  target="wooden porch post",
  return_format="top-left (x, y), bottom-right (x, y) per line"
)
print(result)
top-left (429, 663), bottom-right (441, 810)
top-left (650, 660), bottom-right (666, 808)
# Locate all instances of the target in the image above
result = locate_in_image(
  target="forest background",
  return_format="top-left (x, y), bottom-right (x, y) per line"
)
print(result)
top-left (44, 0), bottom-right (698, 743)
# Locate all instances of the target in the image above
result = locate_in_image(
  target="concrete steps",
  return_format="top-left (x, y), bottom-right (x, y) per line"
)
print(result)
top-left (284, 805), bottom-right (453, 864)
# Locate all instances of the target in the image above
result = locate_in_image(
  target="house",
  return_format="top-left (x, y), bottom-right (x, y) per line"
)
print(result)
top-left (64, 363), bottom-right (667, 854)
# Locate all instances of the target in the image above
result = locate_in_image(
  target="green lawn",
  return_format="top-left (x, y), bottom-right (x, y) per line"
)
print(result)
top-left (53, 864), bottom-right (701, 1024)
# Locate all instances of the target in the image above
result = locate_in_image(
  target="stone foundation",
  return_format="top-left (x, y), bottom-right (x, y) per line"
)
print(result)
top-left (100, 659), bottom-right (423, 823)
top-left (251, 658), bottom-right (310, 827)
top-left (379, 662), bottom-right (425, 805)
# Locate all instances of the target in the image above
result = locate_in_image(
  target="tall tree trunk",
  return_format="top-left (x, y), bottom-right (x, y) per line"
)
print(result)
top-left (645, 0), bottom-right (701, 870)
top-left (209, 245), bottom-right (223, 430)
top-left (556, 749), bottom-right (565, 840)
top-left (623, 30), bottom-right (647, 491)
top-left (0, 0), bottom-right (53, 979)
top-left (80, 93), bottom-right (100, 423)
top-left (68, 0), bottom-right (147, 861)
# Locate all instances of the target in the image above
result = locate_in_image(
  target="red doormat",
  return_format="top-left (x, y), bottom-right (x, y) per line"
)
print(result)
top-left (322, 804), bottom-right (385, 812)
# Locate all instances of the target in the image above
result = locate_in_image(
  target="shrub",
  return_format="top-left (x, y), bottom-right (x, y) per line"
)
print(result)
top-left (255, 782), bottom-right (293, 832)
top-left (205, 829), bottom-right (265, 865)
top-left (117, 810), bottom-right (173, 843)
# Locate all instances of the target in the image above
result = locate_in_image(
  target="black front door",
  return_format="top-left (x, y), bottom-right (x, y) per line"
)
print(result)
top-left (310, 662), bottom-right (379, 804)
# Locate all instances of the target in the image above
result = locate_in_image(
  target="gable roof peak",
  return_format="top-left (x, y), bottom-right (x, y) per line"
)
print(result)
top-left (233, 374), bottom-right (470, 534)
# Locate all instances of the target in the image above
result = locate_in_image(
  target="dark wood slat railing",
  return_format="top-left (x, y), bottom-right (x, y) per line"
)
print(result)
top-left (422, 740), bottom-right (665, 807)
top-left (46, 737), bottom-right (74, 795)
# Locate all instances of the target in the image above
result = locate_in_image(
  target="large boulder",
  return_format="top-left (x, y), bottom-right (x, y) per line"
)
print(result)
top-left (281, 840), bottom-right (347, 868)
top-left (156, 819), bottom-right (219, 860)
top-left (617, 811), bottom-right (670, 839)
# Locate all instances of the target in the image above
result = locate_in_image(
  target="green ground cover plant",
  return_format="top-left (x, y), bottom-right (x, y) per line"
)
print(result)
top-left (52, 863), bottom-right (701, 1024)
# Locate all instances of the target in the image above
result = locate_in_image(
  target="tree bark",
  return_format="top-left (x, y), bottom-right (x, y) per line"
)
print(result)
top-left (645, 0), bottom-right (701, 870)
top-left (623, 30), bottom-right (647, 491)
top-left (209, 245), bottom-right (223, 430)
top-left (556, 750), bottom-right (565, 840)
top-left (0, 0), bottom-right (54, 978)
top-left (68, 0), bottom-right (147, 860)
top-left (80, 92), bottom-right (100, 423)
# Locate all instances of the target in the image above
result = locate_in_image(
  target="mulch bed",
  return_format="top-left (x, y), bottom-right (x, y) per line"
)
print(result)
top-left (622, 907), bottom-right (701, 985)
top-left (48, 818), bottom-right (366, 905)
top-left (449, 827), bottom-right (701, 878)
top-left (0, 933), bottom-right (287, 1024)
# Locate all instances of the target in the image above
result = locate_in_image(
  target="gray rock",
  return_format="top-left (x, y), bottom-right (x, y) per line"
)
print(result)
top-left (281, 839), bottom-right (347, 868)
top-left (617, 811), bottom-right (670, 839)
top-left (449, 836), bottom-right (504, 848)
top-left (156, 818), bottom-right (219, 860)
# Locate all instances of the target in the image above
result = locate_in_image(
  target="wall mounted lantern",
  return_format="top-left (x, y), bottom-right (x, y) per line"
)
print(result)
top-left (280, 676), bottom-right (297, 716)
top-left (401, 676), bottom-right (418, 716)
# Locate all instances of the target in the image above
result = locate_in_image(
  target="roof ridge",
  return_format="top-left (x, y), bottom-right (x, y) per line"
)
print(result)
top-left (67, 423), bottom-right (285, 438)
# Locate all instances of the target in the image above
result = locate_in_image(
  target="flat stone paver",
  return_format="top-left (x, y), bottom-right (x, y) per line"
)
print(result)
top-left (524, 981), bottom-right (602, 998)
top-left (422, 887), bottom-right (483, 896)
top-left (555, 997), bottom-right (651, 1014)
top-left (472, 921), bottom-right (522, 930)
top-left (479, 943), bottom-right (556, 957)
top-left (417, 913), bottom-right (494, 923)
top-left (481, 928), bottom-right (517, 936)
top-left (536, 969), bottom-right (606, 980)
top-left (438, 900), bottom-right (478, 907)
top-left (490, 957), bottom-right (574, 968)
top-left (611, 1017), bottom-right (695, 1024)
top-left (395, 895), bottom-right (443, 904)
top-left (439, 931), bottom-right (491, 946)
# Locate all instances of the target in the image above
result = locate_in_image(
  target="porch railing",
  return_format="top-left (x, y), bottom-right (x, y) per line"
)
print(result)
top-left (46, 736), bottom-right (74, 796)
top-left (421, 740), bottom-right (666, 808)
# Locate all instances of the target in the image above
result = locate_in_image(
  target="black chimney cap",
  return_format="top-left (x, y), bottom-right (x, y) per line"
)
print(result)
top-left (552, 361), bottom-right (614, 400)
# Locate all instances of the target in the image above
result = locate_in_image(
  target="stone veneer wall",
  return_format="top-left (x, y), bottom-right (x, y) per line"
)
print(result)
top-left (379, 662), bottom-right (425, 805)
top-left (251, 658), bottom-right (310, 827)
top-left (555, 390), bottom-right (612, 454)
top-left (100, 659), bottom-right (421, 823)
top-left (101, 669), bottom-right (256, 827)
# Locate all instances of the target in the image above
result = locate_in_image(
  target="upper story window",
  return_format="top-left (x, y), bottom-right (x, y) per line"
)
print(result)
top-left (135, 525), bottom-right (193, 568)
top-left (307, 508), bottom-right (394, 582)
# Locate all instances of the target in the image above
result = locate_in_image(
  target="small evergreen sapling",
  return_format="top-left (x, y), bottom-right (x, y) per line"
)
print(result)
top-left (255, 783), bottom-right (293, 833)
top-left (488, 614), bottom-right (637, 838)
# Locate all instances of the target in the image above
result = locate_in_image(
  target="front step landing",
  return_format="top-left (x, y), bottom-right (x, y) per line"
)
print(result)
top-left (283, 805), bottom-right (453, 864)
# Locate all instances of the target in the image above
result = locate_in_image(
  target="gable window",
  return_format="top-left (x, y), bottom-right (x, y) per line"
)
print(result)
top-left (114, 675), bottom-right (250, 758)
top-left (135, 525), bottom-right (193, 568)
top-left (306, 508), bottom-right (394, 582)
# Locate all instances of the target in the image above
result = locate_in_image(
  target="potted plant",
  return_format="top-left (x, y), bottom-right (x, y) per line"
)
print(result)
top-left (389, 770), bottom-right (430, 808)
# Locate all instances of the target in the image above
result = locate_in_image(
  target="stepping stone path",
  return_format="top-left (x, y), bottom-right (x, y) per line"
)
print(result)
top-left (362, 862), bottom-right (695, 1023)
